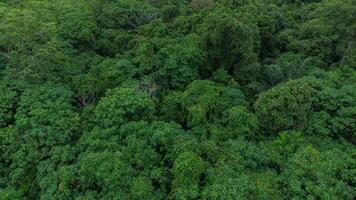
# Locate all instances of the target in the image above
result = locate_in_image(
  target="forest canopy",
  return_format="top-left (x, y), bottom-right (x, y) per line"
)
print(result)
top-left (0, 0), bottom-right (355, 199)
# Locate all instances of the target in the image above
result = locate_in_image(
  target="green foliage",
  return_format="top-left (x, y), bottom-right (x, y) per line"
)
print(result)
top-left (309, 83), bottom-right (356, 141)
top-left (219, 139), bottom-right (270, 171)
top-left (51, 151), bottom-right (133, 200)
top-left (0, 86), bottom-right (17, 127)
top-left (0, 0), bottom-right (355, 199)
top-left (197, 7), bottom-right (260, 84)
top-left (202, 139), bottom-right (276, 199)
top-left (55, 0), bottom-right (97, 45)
top-left (202, 165), bottom-right (253, 200)
top-left (0, 187), bottom-right (24, 200)
top-left (96, 0), bottom-right (159, 30)
top-left (72, 58), bottom-right (137, 106)
top-left (0, 4), bottom-right (54, 52)
top-left (251, 171), bottom-right (282, 200)
top-left (172, 151), bottom-right (205, 199)
top-left (189, 0), bottom-right (215, 11)
top-left (173, 152), bottom-right (205, 185)
top-left (262, 52), bottom-right (316, 86)
top-left (130, 176), bottom-right (155, 200)
top-left (0, 4), bottom-right (62, 83)
top-left (95, 85), bottom-right (155, 128)
top-left (162, 80), bottom-right (247, 128)
top-left (255, 78), bottom-right (314, 132)
top-left (281, 145), bottom-right (355, 199)
top-left (279, 0), bottom-right (356, 66)
top-left (221, 106), bottom-right (258, 139)
top-left (155, 34), bottom-right (207, 89)
top-left (1, 84), bottom-right (79, 197)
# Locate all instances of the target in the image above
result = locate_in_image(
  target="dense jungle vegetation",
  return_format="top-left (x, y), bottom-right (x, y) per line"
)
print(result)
top-left (0, 0), bottom-right (355, 199)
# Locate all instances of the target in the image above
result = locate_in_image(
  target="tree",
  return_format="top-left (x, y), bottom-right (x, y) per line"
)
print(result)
top-left (71, 58), bottom-right (137, 106)
top-left (1, 84), bottom-right (79, 198)
top-left (55, 0), bottom-right (97, 46)
top-left (95, 0), bottom-right (159, 30)
top-left (281, 145), bottom-right (355, 199)
top-left (161, 80), bottom-right (247, 128)
top-left (250, 171), bottom-right (282, 200)
top-left (154, 34), bottom-right (207, 89)
top-left (172, 151), bottom-right (205, 199)
top-left (278, 0), bottom-right (356, 66)
top-left (133, 33), bottom-right (208, 90)
top-left (254, 78), bottom-right (314, 132)
top-left (43, 151), bottom-right (133, 200)
top-left (189, 0), bottom-right (214, 11)
top-left (219, 106), bottom-right (258, 140)
top-left (130, 177), bottom-right (155, 200)
top-left (0, 86), bottom-right (17, 127)
top-left (262, 52), bottom-right (315, 86)
top-left (94, 84), bottom-right (156, 128)
top-left (202, 165), bottom-right (253, 200)
top-left (0, 4), bottom-right (61, 83)
top-left (196, 7), bottom-right (260, 84)
top-left (308, 84), bottom-right (356, 142)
